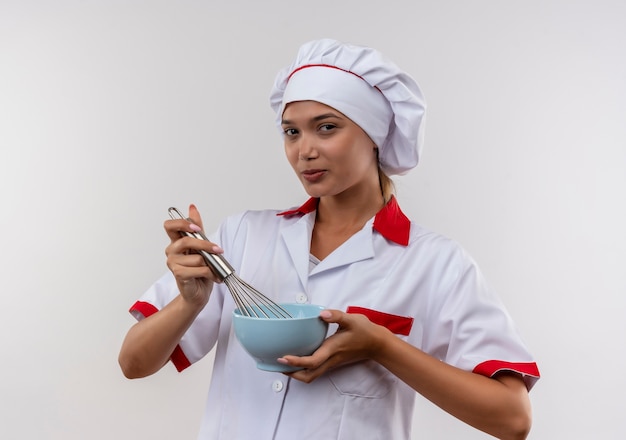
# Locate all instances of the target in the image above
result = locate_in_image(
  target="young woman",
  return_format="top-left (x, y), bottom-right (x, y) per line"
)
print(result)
top-left (119, 39), bottom-right (540, 440)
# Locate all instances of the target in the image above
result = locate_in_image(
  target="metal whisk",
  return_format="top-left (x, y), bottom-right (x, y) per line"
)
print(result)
top-left (168, 207), bottom-right (292, 319)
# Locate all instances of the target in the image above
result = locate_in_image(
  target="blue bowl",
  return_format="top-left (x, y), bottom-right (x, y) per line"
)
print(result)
top-left (232, 303), bottom-right (328, 372)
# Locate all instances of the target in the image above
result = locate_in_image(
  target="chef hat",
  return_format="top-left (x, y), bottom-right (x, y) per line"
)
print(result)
top-left (269, 38), bottom-right (426, 175)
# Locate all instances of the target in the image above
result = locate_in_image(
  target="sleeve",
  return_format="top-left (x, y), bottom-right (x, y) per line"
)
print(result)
top-left (129, 272), bottom-right (192, 372)
top-left (426, 245), bottom-right (540, 390)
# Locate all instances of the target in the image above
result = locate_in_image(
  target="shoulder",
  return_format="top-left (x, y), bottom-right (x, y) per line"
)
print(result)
top-left (213, 207), bottom-right (303, 268)
top-left (408, 222), bottom-right (468, 259)
top-left (405, 222), bottom-right (480, 284)
top-left (214, 206), bottom-right (302, 243)
top-left (219, 207), bottom-right (295, 230)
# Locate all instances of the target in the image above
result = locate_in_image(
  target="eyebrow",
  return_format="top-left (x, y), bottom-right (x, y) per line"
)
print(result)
top-left (281, 113), bottom-right (343, 126)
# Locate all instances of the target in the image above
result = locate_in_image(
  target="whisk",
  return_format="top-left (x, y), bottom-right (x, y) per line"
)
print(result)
top-left (168, 207), bottom-right (292, 319)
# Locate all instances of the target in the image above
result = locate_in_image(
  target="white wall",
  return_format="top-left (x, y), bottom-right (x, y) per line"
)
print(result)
top-left (1, 1), bottom-right (625, 438)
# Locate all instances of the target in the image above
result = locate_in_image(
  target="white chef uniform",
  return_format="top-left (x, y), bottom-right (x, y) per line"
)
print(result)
top-left (129, 196), bottom-right (540, 439)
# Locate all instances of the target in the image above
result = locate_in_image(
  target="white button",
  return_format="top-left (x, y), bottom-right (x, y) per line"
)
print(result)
top-left (272, 380), bottom-right (284, 392)
top-left (295, 293), bottom-right (308, 304)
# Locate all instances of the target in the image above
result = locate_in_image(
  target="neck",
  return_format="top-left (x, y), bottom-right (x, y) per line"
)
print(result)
top-left (316, 188), bottom-right (385, 228)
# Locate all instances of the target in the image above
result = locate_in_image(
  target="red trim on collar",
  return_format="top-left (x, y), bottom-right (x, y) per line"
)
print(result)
top-left (373, 196), bottom-right (411, 246)
top-left (277, 197), bottom-right (319, 216)
top-left (277, 196), bottom-right (411, 246)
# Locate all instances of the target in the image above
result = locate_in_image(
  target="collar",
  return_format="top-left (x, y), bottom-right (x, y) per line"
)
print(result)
top-left (277, 195), bottom-right (411, 246)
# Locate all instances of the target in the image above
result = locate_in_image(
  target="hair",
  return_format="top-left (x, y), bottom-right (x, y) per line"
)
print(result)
top-left (374, 148), bottom-right (395, 201)
top-left (378, 166), bottom-right (395, 202)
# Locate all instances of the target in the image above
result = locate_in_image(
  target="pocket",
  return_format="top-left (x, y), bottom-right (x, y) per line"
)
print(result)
top-left (326, 306), bottom-right (413, 398)
top-left (327, 360), bottom-right (396, 398)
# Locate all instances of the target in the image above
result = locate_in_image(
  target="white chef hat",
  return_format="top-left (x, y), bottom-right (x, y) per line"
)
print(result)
top-left (269, 38), bottom-right (426, 175)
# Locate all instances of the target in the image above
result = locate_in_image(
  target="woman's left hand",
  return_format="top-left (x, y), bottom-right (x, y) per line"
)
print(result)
top-left (278, 309), bottom-right (390, 383)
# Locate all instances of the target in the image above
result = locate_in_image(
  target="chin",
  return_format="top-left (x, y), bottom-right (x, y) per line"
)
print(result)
top-left (300, 182), bottom-right (324, 198)
top-left (300, 180), bottom-right (342, 199)
top-left (304, 190), bottom-right (324, 198)
top-left (303, 188), bottom-right (341, 199)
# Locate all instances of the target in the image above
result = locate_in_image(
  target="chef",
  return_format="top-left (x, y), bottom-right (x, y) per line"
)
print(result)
top-left (119, 38), bottom-right (540, 440)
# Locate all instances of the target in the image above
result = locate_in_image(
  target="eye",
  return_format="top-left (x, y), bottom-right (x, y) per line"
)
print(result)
top-left (319, 123), bottom-right (336, 132)
top-left (283, 127), bottom-right (299, 136)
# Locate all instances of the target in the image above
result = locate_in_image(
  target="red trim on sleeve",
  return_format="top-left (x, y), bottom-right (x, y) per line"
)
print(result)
top-left (170, 345), bottom-right (192, 372)
top-left (128, 301), bottom-right (192, 372)
top-left (347, 306), bottom-right (413, 336)
top-left (473, 360), bottom-right (541, 380)
top-left (129, 300), bottom-right (158, 317)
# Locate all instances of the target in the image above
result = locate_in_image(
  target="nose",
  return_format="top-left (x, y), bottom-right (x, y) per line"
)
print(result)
top-left (297, 134), bottom-right (318, 161)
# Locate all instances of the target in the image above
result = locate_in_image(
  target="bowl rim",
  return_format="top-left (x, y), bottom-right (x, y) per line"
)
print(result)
top-left (232, 303), bottom-right (326, 321)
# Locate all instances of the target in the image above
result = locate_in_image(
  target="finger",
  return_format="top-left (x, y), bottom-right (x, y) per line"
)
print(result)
top-left (318, 309), bottom-right (344, 325)
top-left (188, 203), bottom-right (204, 230)
top-left (276, 311), bottom-right (349, 370)
top-left (285, 361), bottom-right (331, 383)
top-left (163, 204), bottom-right (205, 242)
top-left (169, 253), bottom-right (208, 269)
top-left (167, 251), bottom-right (223, 282)
top-left (277, 333), bottom-right (341, 370)
top-left (170, 261), bottom-right (216, 283)
top-left (278, 353), bottom-right (325, 370)
top-left (166, 235), bottom-right (223, 259)
top-left (164, 218), bottom-right (199, 242)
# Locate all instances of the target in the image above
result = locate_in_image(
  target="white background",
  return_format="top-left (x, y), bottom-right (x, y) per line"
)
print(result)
top-left (1, 1), bottom-right (625, 438)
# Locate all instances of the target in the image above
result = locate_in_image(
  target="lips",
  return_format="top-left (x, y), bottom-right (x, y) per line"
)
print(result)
top-left (301, 169), bottom-right (326, 182)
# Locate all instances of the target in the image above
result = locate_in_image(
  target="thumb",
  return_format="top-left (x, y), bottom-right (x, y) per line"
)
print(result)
top-left (188, 203), bottom-right (204, 230)
top-left (319, 309), bottom-right (344, 324)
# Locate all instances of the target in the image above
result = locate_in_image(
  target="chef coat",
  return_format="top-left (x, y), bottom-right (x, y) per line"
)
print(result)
top-left (130, 197), bottom-right (539, 439)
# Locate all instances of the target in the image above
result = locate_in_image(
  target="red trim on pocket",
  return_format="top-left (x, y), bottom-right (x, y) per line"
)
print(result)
top-left (473, 360), bottom-right (541, 380)
top-left (346, 306), bottom-right (413, 336)
top-left (128, 301), bottom-right (192, 372)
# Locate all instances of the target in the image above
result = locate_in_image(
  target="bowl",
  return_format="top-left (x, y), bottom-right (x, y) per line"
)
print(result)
top-left (232, 303), bottom-right (329, 372)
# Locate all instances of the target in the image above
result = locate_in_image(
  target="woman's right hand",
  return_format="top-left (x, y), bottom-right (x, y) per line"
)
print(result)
top-left (164, 204), bottom-right (224, 306)
top-left (119, 204), bottom-right (222, 379)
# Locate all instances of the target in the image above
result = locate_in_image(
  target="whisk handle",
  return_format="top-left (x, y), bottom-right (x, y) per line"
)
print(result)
top-left (168, 207), bottom-right (235, 280)
top-left (195, 247), bottom-right (235, 281)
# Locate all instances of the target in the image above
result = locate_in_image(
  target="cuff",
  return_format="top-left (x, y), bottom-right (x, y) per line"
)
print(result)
top-left (473, 360), bottom-right (540, 391)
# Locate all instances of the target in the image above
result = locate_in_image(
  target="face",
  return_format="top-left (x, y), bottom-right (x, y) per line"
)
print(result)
top-left (281, 101), bottom-right (379, 199)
